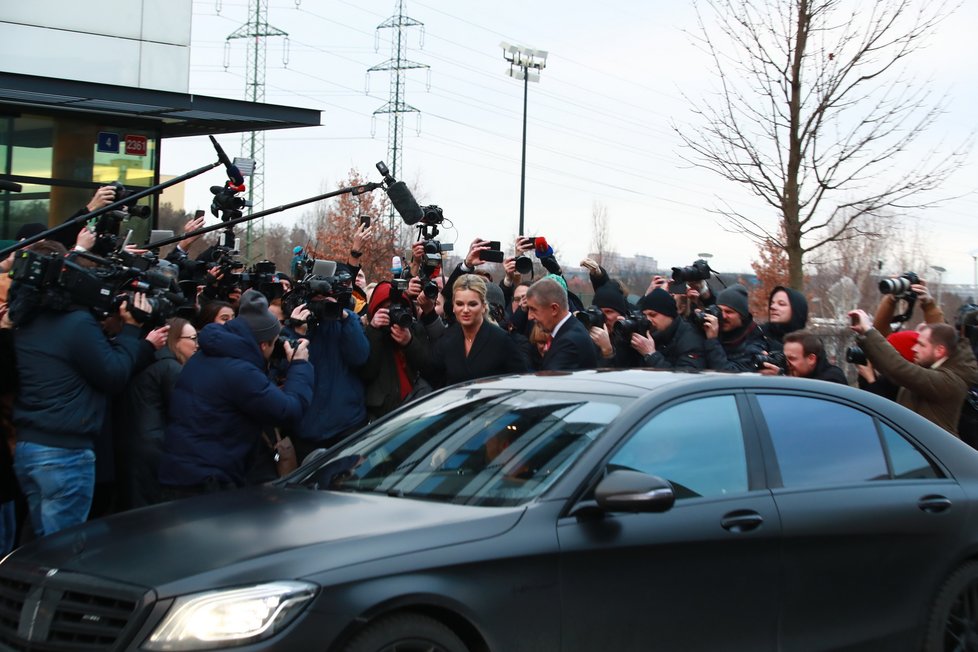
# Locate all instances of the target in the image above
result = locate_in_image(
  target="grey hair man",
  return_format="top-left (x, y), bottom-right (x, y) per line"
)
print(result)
top-left (526, 277), bottom-right (597, 371)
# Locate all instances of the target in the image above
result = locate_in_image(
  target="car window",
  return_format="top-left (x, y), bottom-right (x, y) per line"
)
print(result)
top-left (756, 394), bottom-right (888, 487)
top-left (303, 388), bottom-right (630, 507)
top-left (880, 423), bottom-right (942, 479)
top-left (608, 395), bottom-right (748, 500)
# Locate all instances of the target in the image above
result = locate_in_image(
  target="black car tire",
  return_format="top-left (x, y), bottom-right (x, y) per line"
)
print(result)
top-left (344, 612), bottom-right (469, 652)
top-left (924, 560), bottom-right (978, 651)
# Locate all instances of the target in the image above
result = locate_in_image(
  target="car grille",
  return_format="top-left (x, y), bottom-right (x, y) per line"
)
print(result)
top-left (0, 564), bottom-right (152, 651)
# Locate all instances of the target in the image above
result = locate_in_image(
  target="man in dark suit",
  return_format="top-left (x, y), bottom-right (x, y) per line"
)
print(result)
top-left (526, 277), bottom-right (598, 371)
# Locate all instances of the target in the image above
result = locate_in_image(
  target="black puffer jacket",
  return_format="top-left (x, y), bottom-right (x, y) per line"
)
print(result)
top-left (808, 354), bottom-right (848, 385)
top-left (704, 320), bottom-right (769, 372)
top-left (640, 317), bottom-right (706, 371)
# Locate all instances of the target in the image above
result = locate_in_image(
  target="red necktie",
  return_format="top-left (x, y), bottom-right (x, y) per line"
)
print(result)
top-left (544, 335), bottom-right (553, 352)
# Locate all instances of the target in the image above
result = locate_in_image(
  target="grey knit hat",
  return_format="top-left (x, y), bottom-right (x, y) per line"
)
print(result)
top-left (716, 284), bottom-right (750, 319)
top-left (237, 289), bottom-right (281, 342)
top-left (485, 282), bottom-right (506, 308)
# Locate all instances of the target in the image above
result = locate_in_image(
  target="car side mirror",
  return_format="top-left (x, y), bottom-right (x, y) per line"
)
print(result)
top-left (594, 470), bottom-right (675, 513)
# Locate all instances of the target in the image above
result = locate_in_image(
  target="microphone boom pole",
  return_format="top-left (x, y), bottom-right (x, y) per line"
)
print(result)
top-left (0, 160), bottom-right (223, 259)
top-left (147, 181), bottom-right (386, 250)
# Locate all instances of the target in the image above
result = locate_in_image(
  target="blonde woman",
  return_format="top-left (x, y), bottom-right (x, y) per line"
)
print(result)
top-left (426, 274), bottom-right (528, 387)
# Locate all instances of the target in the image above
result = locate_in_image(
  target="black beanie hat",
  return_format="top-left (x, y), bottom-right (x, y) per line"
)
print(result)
top-left (716, 284), bottom-right (750, 319)
top-left (592, 284), bottom-right (630, 317)
top-left (638, 288), bottom-right (678, 318)
top-left (236, 289), bottom-right (281, 343)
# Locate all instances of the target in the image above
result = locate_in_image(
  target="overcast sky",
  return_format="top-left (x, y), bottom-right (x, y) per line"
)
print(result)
top-left (163, 0), bottom-right (978, 288)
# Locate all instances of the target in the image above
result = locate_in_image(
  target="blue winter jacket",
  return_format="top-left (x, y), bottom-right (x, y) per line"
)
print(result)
top-left (14, 309), bottom-right (148, 450)
top-left (296, 309), bottom-right (370, 444)
top-left (158, 318), bottom-right (314, 488)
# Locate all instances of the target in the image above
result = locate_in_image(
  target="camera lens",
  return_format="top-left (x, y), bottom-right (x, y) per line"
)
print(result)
top-left (879, 277), bottom-right (911, 295)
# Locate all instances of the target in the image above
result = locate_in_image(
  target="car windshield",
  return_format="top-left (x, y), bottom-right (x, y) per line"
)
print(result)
top-left (296, 387), bottom-right (629, 507)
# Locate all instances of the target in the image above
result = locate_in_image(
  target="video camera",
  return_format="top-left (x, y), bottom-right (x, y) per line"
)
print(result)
top-left (10, 248), bottom-right (183, 326)
top-left (210, 181), bottom-right (251, 220)
top-left (240, 260), bottom-right (285, 301)
top-left (284, 259), bottom-right (353, 325)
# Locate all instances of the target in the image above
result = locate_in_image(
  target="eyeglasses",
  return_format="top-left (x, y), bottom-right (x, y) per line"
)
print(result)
top-left (180, 335), bottom-right (198, 342)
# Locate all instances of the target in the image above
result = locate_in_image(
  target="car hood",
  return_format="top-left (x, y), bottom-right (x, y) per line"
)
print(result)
top-left (7, 486), bottom-right (525, 593)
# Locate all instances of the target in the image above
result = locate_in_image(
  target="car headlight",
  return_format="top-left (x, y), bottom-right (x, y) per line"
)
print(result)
top-left (143, 581), bottom-right (317, 651)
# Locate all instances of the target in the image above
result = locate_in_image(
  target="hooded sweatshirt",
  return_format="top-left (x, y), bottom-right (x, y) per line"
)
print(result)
top-left (761, 286), bottom-right (809, 349)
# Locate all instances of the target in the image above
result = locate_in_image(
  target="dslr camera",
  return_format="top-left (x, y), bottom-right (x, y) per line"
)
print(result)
top-left (386, 279), bottom-right (415, 328)
top-left (879, 271), bottom-right (920, 323)
top-left (690, 304), bottom-right (722, 330)
top-left (575, 306), bottom-right (606, 330)
top-left (879, 271), bottom-right (919, 297)
top-left (613, 311), bottom-right (652, 346)
top-left (845, 345), bottom-right (867, 365)
top-left (752, 351), bottom-right (787, 373)
top-left (671, 259), bottom-right (712, 283)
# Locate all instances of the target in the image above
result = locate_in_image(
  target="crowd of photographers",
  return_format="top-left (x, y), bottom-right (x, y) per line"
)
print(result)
top-left (1, 182), bottom-right (977, 555)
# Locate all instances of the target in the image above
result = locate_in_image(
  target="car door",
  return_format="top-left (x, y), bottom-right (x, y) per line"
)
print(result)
top-left (557, 393), bottom-right (781, 652)
top-left (749, 391), bottom-right (969, 651)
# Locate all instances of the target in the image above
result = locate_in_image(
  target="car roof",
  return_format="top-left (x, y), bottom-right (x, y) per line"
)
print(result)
top-left (451, 368), bottom-right (867, 399)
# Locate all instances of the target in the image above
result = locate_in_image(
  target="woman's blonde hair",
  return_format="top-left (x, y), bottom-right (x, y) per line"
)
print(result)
top-left (453, 274), bottom-right (488, 305)
top-left (528, 321), bottom-right (549, 346)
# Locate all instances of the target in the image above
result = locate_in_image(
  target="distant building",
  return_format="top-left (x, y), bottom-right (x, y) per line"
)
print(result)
top-left (587, 251), bottom-right (658, 274)
top-left (0, 1), bottom-right (320, 243)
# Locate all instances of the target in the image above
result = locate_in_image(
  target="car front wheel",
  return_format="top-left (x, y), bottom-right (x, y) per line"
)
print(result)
top-left (343, 612), bottom-right (469, 652)
top-left (924, 561), bottom-right (978, 651)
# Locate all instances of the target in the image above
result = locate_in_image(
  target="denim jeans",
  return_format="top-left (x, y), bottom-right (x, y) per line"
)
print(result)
top-left (13, 442), bottom-right (95, 538)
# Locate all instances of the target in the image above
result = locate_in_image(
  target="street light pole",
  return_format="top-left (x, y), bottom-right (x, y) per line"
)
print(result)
top-left (970, 249), bottom-right (978, 302)
top-left (501, 42), bottom-right (547, 237)
top-left (520, 70), bottom-right (528, 236)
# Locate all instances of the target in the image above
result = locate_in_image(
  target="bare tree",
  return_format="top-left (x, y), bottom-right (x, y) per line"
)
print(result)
top-left (676, 0), bottom-right (968, 290)
top-left (590, 201), bottom-right (611, 267)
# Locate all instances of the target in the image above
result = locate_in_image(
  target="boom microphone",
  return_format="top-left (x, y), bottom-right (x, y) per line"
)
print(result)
top-left (208, 135), bottom-right (245, 187)
top-left (375, 161), bottom-right (423, 225)
top-left (385, 181), bottom-right (423, 225)
top-left (0, 179), bottom-right (22, 193)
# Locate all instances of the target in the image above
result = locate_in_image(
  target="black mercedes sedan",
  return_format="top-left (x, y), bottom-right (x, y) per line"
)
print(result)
top-left (2, 370), bottom-right (978, 652)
